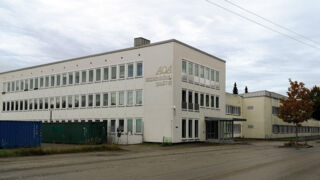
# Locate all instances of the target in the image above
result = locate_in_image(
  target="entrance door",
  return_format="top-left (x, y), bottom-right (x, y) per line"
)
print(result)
top-left (206, 121), bottom-right (219, 139)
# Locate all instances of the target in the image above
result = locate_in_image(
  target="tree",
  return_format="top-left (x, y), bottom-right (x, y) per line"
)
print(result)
top-left (245, 86), bottom-right (248, 93)
top-left (278, 79), bottom-right (314, 143)
top-left (233, 82), bottom-right (238, 94)
top-left (310, 86), bottom-right (320, 120)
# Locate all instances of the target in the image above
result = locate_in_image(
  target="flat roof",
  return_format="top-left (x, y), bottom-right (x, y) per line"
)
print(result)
top-left (0, 39), bottom-right (226, 75)
top-left (226, 90), bottom-right (287, 99)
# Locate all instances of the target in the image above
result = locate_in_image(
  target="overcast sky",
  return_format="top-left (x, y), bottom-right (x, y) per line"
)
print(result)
top-left (0, 0), bottom-right (319, 95)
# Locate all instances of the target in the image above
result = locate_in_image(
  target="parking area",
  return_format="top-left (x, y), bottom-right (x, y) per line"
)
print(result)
top-left (1, 140), bottom-right (320, 180)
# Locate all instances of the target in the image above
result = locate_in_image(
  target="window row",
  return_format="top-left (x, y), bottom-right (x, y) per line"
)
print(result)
top-left (226, 105), bottom-right (241, 116)
top-left (2, 62), bottom-right (143, 94)
top-left (2, 90), bottom-right (143, 112)
top-left (181, 89), bottom-right (220, 111)
top-left (272, 106), bottom-right (279, 115)
top-left (181, 119), bottom-right (199, 139)
top-left (272, 125), bottom-right (320, 134)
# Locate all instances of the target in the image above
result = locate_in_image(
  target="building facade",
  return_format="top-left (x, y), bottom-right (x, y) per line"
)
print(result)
top-left (0, 38), bottom-right (229, 144)
top-left (226, 91), bottom-right (320, 139)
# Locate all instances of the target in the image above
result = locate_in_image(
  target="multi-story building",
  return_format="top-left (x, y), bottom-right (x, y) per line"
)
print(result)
top-left (0, 37), bottom-right (230, 144)
top-left (226, 91), bottom-right (320, 139)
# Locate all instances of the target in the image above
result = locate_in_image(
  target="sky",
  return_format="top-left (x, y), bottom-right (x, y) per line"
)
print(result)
top-left (0, 0), bottom-right (319, 95)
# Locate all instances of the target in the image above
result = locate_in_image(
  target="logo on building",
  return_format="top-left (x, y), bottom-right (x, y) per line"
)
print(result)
top-left (145, 65), bottom-right (172, 87)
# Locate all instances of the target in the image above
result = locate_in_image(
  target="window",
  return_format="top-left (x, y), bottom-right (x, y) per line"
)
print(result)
top-left (56, 74), bottom-right (61, 86)
top-left (182, 60), bottom-right (187, 73)
top-left (45, 76), bottom-right (49, 87)
top-left (62, 73), bottom-right (67, 85)
top-left (103, 93), bottom-right (108, 106)
top-left (95, 94), bottom-right (101, 107)
top-left (3, 82), bottom-right (6, 93)
top-left (111, 92), bottom-right (116, 106)
top-left (82, 71), bottom-right (87, 83)
top-left (40, 77), bottom-right (44, 88)
top-left (272, 106), bottom-right (279, 115)
top-left (50, 75), bottom-right (55, 87)
top-left (50, 97), bottom-right (54, 109)
top-left (103, 67), bottom-right (109, 80)
top-left (44, 98), bottom-right (49, 109)
top-left (247, 106), bottom-right (254, 110)
top-left (128, 64), bottom-right (134, 78)
top-left (111, 120), bottom-right (116, 133)
top-left (15, 81), bottom-right (19, 91)
top-left (127, 91), bottom-right (134, 106)
top-left (2, 102), bottom-right (5, 111)
top-left (195, 92), bottom-right (199, 105)
top-left (188, 62), bottom-right (193, 75)
top-left (15, 101), bottom-right (19, 111)
top-left (272, 125), bottom-right (279, 134)
top-left (195, 120), bottom-right (199, 138)
top-left (11, 82), bottom-right (15, 92)
top-left (200, 94), bottom-right (204, 107)
top-left (188, 120), bottom-right (193, 138)
top-left (89, 70), bottom-right (94, 82)
top-left (119, 65), bottom-right (125, 79)
top-left (111, 66), bottom-right (117, 80)
top-left (211, 95), bottom-right (214, 108)
top-left (136, 90), bottom-right (142, 105)
top-left (19, 100), bottom-right (23, 111)
top-left (211, 69), bottom-right (215, 81)
top-left (216, 71), bottom-right (219, 82)
top-left (182, 119), bottom-right (186, 138)
top-left (96, 68), bottom-right (101, 81)
top-left (25, 79), bottom-right (29, 90)
top-left (226, 105), bottom-right (241, 116)
top-left (206, 94), bottom-right (209, 107)
top-left (20, 80), bottom-right (24, 91)
top-left (216, 96), bottom-right (220, 108)
top-left (6, 82), bottom-right (10, 92)
top-left (195, 64), bottom-right (199, 77)
top-left (206, 68), bottom-right (210, 80)
top-left (182, 90), bottom-right (187, 108)
top-left (35, 78), bottom-right (39, 89)
top-left (119, 91), bottom-right (124, 106)
top-left (56, 97), bottom-right (60, 109)
top-left (127, 119), bottom-right (133, 133)
top-left (137, 62), bottom-right (143, 77)
top-left (8, 101), bottom-right (12, 111)
top-left (119, 119), bottom-right (124, 132)
top-left (29, 99), bottom-right (33, 110)
top-left (68, 72), bottom-right (73, 85)
top-left (75, 72), bottom-right (80, 84)
top-left (200, 66), bottom-right (204, 78)
top-left (39, 99), bottom-right (43, 110)
top-left (88, 94), bottom-right (93, 107)
top-left (62, 96), bottom-right (66, 108)
top-left (136, 119), bottom-right (142, 133)
top-left (68, 96), bottom-right (73, 108)
top-left (74, 95), bottom-right (79, 108)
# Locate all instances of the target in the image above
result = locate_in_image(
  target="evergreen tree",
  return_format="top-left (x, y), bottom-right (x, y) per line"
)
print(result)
top-left (245, 86), bottom-right (248, 93)
top-left (233, 82), bottom-right (238, 94)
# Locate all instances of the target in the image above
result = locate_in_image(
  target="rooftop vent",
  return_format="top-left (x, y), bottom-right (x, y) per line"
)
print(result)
top-left (134, 37), bottom-right (150, 47)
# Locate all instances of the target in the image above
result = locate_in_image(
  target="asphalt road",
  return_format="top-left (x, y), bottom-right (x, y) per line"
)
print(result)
top-left (1, 141), bottom-right (320, 180)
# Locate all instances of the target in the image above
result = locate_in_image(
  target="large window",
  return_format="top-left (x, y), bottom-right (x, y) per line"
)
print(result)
top-left (81, 95), bottom-right (86, 107)
top-left (137, 62), bottom-right (143, 77)
top-left (111, 92), bottom-right (116, 106)
top-left (188, 120), bottom-right (193, 138)
top-left (15, 81), bottom-right (19, 91)
top-left (127, 64), bottom-right (134, 78)
top-left (136, 119), bottom-right (142, 133)
top-left (272, 106), bottom-right (279, 115)
top-left (182, 60), bottom-right (187, 73)
top-left (82, 71), bottom-right (87, 83)
top-left (226, 105), bottom-right (241, 116)
top-left (50, 98), bottom-right (54, 109)
top-left (88, 94), bottom-right (93, 107)
top-left (195, 64), bottom-right (199, 77)
top-left (21, 80), bottom-right (25, 90)
top-left (119, 91), bottom-right (124, 106)
top-left (95, 94), bottom-right (101, 107)
top-left (68, 96), bottom-right (73, 108)
top-left (111, 120), bottom-right (116, 133)
top-left (127, 119), bottom-right (133, 133)
top-left (35, 78), bottom-right (39, 89)
top-left (200, 94), bottom-right (204, 107)
top-left (103, 93), bottom-right (108, 106)
top-left (200, 66), bottom-right (204, 78)
top-left (89, 70), bottom-right (94, 82)
top-left (206, 94), bottom-right (209, 107)
top-left (62, 74), bottom-right (67, 85)
top-left (111, 66), bottom-right (117, 80)
top-left (206, 68), bottom-right (210, 80)
top-left (127, 91), bottom-right (134, 106)
top-left (119, 119), bottom-right (124, 131)
top-left (30, 79), bottom-right (34, 90)
top-left (39, 99), bottom-right (43, 110)
top-left (56, 97), bottom-right (60, 109)
top-left (62, 96), bottom-right (66, 109)
top-left (119, 65), bottom-right (125, 79)
top-left (96, 68), bottom-right (101, 82)
top-left (216, 71), bottom-right (219, 82)
top-left (188, 62), bottom-right (193, 75)
top-left (103, 67), bottom-right (109, 80)
top-left (216, 96), bottom-right (220, 108)
top-left (136, 90), bottom-right (142, 105)
top-left (19, 100), bottom-right (23, 111)
top-left (29, 99), bottom-right (33, 110)
top-left (2, 102), bottom-right (6, 111)
top-left (74, 95), bottom-right (79, 108)
top-left (211, 95), bottom-right (214, 108)
top-left (45, 76), bottom-right (49, 87)
top-left (40, 77), bottom-right (44, 88)
top-left (25, 79), bottom-right (29, 90)
top-left (69, 72), bottom-right (73, 85)
top-left (182, 119), bottom-right (186, 138)
top-left (56, 74), bottom-right (61, 86)
top-left (75, 72), bottom-right (80, 84)
top-left (50, 75), bottom-right (55, 87)
top-left (211, 69), bottom-right (215, 81)
top-left (195, 120), bottom-right (199, 138)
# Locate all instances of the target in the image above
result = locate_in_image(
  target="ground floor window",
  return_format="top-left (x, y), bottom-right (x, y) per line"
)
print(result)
top-left (136, 119), bottom-right (142, 133)
top-left (111, 120), bottom-right (116, 133)
top-left (188, 120), bottom-right (193, 138)
top-left (195, 120), bottom-right (199, 138)
top-left (182, 119), bottom-right (186, 138)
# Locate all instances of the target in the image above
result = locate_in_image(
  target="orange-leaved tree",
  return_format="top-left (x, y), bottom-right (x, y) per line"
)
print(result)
top-left (278, 79), bottom-right (314, 143)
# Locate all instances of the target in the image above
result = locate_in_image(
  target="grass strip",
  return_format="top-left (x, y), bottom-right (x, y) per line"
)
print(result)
top-left (0, 144), bottom-right (121, 158)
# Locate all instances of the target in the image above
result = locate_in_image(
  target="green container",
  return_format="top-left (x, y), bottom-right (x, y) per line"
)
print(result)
top-left (42, 121), bottom-right (107, 144)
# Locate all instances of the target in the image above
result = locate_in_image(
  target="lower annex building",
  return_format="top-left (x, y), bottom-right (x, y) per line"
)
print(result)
top-left (0, 37), bottom-right (229, 144)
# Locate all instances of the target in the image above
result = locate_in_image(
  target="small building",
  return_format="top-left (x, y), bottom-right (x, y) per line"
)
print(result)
top-left (226, 91), bottom-right (320, 139)
top-left (0, 38), bottom-right (230, 144)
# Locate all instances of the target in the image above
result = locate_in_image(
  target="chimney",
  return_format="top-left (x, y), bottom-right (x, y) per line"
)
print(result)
top-left (134, 37), bottom-right (150, 47)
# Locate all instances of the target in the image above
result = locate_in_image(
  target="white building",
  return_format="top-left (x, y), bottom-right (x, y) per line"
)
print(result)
top-left (0, 38), bottom-right (229, 144)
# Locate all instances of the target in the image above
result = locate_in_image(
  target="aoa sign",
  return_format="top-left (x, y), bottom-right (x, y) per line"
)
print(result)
top-left (145, 65), bottom-right (172, 87)
top-left (156, 65), bottom-right (172, 75)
